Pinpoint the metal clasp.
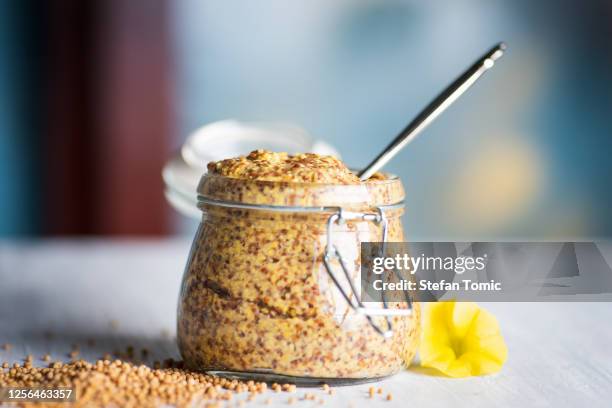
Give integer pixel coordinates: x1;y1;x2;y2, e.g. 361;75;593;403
322;207;412;338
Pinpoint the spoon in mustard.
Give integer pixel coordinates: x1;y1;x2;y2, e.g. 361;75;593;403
358;42;506;180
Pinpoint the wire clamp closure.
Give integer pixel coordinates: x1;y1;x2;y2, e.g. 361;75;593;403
322;207;412;339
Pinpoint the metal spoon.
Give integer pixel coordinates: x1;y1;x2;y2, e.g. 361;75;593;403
358;42;506;180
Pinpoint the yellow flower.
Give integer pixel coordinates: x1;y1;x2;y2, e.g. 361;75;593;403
419;301;507;377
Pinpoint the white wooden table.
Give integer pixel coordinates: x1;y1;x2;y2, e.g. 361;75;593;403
1;240;611;407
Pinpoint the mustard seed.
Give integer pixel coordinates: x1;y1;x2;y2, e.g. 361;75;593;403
304;392;315;400
0;356;268;408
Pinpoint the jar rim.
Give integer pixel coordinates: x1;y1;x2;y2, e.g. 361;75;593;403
197;172;405;209
197;195;405;213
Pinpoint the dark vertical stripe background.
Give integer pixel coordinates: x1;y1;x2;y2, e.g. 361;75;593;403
0;0;43;236
0;0;174;236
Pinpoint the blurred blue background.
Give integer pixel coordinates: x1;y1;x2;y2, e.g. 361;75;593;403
1;0;611;239
174;0;612;240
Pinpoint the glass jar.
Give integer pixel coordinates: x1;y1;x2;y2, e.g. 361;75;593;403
177;173;420;384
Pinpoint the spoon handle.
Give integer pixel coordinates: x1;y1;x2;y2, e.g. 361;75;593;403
358;42;506;180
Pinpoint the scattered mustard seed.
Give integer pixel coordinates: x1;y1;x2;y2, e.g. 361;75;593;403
302;393;310;400
0;357;271;408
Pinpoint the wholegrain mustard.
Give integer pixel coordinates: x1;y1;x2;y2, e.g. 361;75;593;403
178;150;420;381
